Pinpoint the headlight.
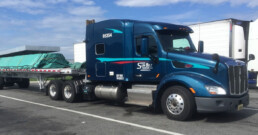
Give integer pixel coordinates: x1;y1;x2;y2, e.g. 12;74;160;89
205;85;226;95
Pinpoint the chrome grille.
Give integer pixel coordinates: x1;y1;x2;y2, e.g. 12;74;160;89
228;65;248;95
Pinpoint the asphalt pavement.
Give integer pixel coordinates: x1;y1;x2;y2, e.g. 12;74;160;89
0;82;258;135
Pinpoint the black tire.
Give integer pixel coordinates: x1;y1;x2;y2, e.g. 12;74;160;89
0;77;4;90
17;78;30;88
62;81;81;103
48;80;63;100
161;85;196;121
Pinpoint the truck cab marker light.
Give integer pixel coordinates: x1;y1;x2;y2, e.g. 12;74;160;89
189;88;196;94
156;73;160;78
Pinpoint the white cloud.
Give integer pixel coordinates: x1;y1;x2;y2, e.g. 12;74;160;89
68;6;105;16
149;10;201;25
0;0;106;59
0;0;45;8
160;11;199;21
0;0;46;14
115;0;178;7
45;0;68;4
71;0;95;5
115;0;258;8
0;15;105;58
246;0;258;8
224;11;258;20
0;0;97;15
60;46;74;59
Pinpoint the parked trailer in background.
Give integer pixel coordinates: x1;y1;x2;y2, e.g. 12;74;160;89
74;42;86;63
248;19;258;88
189;19;257;87
189;19;250;61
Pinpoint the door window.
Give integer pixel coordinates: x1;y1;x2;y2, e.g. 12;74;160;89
135;35;158;57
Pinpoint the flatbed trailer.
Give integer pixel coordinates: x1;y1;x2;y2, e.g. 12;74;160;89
0;45;86;90
0;68;86;90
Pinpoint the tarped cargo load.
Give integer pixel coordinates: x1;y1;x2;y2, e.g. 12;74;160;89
70;62;86;70
0;53;70;69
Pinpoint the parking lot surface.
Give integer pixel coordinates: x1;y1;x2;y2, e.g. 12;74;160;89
0;82;258;135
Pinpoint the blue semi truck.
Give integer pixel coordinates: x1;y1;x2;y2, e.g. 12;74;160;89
0;19;254;121
84;19;253;120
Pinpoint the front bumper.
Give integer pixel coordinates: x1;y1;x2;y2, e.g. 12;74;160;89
195;94;249;113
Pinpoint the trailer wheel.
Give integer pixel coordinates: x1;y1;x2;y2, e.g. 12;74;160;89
161;85;195;121
17;78;30;88
48;80;63;100
62;81;81;103
0;77;4;90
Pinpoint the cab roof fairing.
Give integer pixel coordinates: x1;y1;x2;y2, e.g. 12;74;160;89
92;19;194;33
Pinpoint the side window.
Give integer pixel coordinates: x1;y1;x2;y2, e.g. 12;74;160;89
136;37;141;54
148;36;158;56
95;43;105;55
135;35;158;56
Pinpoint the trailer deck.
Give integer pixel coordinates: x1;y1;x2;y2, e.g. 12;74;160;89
0;68;86;90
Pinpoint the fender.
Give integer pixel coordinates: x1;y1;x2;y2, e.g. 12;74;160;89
153;72;225;108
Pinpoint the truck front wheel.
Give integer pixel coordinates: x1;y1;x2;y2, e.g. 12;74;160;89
161;85;195;121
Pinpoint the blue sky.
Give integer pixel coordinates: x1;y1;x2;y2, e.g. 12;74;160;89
0;0;258;59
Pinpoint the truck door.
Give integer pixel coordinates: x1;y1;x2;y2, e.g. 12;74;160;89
133;34;162;82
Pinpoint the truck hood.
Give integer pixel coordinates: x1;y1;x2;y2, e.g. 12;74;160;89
166;52;236;68
187;52;234;63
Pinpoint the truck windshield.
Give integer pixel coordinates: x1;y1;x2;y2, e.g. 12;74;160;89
156;30;196;53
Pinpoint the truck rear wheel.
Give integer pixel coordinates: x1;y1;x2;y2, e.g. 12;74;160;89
161;85;195;121
48;80;63;100
17;78;30;88
0;77;4;90
62;81;81;103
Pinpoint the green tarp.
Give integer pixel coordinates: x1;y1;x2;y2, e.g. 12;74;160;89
70;62;86;70
0;53;71;69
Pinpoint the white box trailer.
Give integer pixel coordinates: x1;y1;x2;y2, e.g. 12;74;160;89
189;19;250;61
189;19;258;87
74;42;86;63
248;19;258;87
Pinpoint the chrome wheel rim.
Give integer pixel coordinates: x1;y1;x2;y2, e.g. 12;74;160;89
166;94;184;115
49;84;57;97
64;85;72;99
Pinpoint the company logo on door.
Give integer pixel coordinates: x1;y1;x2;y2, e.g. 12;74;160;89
137;62;153;71
103;33;112;38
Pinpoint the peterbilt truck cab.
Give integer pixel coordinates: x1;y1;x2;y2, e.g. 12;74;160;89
84;19;250;121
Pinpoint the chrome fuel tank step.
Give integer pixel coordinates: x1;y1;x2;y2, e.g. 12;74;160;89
125;84;157;106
